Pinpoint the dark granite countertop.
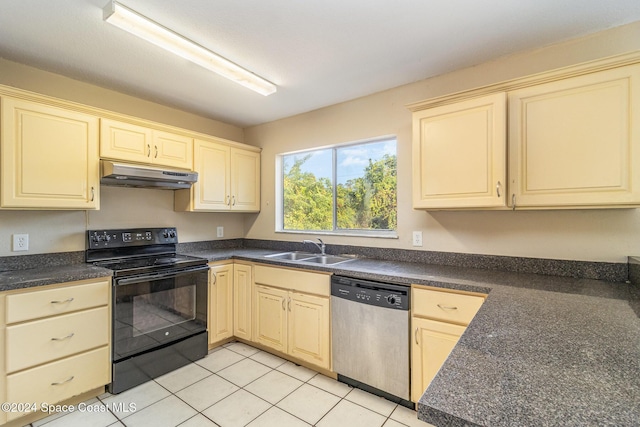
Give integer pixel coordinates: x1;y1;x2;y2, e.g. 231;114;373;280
189;248;639;427
0;247;637;426
0;263;112;292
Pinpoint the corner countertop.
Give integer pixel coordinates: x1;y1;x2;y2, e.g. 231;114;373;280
191;248;640;427
0;248;637;426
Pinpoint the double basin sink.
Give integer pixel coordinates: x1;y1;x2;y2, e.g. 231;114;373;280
265;251;354;265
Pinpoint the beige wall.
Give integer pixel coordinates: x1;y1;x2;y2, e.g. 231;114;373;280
244;21;640;263
0;59;248;256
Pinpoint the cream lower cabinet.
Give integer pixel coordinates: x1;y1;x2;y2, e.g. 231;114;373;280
253;265;331;370
233;263;253;341
1;97;100;209
0;277;111;424
209;263;234;346
175;138;260;212
410;286;486;402
209;262;254;346
100;118;193;169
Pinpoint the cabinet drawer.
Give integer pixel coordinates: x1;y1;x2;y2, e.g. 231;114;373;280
6;346;110;421
5;306;109;373
254;265;330;296
5;279;110;324
412;288;485;325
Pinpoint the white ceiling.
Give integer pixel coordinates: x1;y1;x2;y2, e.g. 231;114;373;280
1;1;639;128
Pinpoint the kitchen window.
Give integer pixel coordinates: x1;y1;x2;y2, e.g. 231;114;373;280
277;137;397;237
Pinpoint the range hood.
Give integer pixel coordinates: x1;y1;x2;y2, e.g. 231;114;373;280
101;161;198;190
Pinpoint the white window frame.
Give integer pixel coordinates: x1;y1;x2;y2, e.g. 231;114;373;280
275;136;398;239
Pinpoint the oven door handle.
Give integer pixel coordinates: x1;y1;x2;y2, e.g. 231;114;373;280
115;265;210;285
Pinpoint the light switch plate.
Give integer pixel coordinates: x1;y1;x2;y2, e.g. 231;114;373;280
12;234;29;251
216;226;224;238
412;231;423;247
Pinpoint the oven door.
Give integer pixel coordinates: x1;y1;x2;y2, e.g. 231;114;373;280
112;265;208;361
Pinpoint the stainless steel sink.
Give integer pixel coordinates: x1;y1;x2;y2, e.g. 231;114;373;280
264;251;316;261
300;255;354;265
264;251;354;265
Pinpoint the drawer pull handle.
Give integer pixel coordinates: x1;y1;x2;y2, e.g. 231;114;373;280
51;298;74;304
415;327;419;345
51;376;74;386
281;299;286;310
288;297;291;312
212;272;217;285
437;304;458;310
51;333;75;341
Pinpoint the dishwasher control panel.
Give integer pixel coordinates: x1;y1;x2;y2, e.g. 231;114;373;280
330;275;409;310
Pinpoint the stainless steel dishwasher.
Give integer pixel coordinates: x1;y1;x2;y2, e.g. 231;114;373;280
331;275;413;408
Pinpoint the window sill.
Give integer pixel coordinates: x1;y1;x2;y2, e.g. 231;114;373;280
275;229;398;239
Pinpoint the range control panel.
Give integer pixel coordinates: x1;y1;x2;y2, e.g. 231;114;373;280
87;227;178;249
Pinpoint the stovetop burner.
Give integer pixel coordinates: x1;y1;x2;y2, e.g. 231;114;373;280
86;227;208;277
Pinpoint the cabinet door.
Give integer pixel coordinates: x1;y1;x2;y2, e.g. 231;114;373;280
288;292;331;370
100;118;151;163
410;317;465;402
152;130;193;169
193;139;231;210
233;264;253;341
209;264;233;345
253;285;287;353
231;148;261;211
1;98;100;209
509;64;640;207
412;93;507;209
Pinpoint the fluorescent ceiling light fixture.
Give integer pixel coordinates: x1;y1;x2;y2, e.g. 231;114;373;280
103;1;276;96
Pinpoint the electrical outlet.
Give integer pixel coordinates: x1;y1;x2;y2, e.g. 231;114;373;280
12;234;29;251
216;226;224;238
412;231;423;247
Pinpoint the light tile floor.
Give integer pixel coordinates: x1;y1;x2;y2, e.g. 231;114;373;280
26;342;433;427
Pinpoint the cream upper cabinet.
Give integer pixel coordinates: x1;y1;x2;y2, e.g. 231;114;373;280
175;138;261;212
209;263;234;346
412;93;507;209
230;147;261;211
100;118;193;169
410;61;640;210
508;64;640;208
1;97;100;209
233;263;253;341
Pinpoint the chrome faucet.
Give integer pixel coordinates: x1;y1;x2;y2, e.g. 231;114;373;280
303;238;326;255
